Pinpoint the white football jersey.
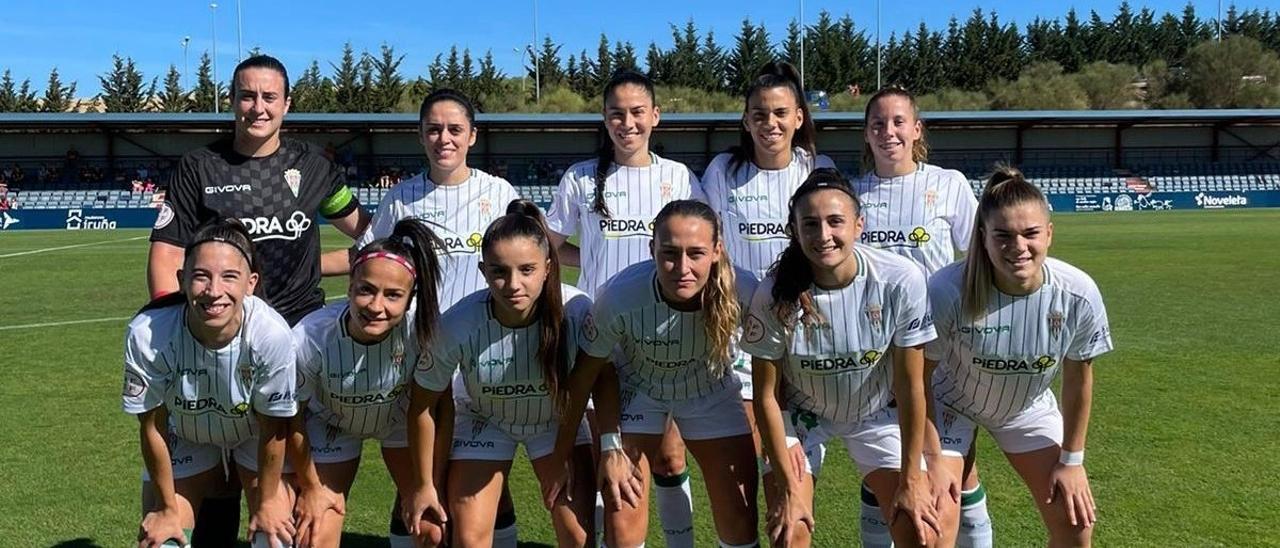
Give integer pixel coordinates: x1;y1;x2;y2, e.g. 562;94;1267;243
927;258;1113;425
579;261;757;402
415;285;592;436
545;155;705;298
703;148;836;280
293;301;417;439
357;169;522;309
122;296;298;446
741;247;936;424
853;163;978;276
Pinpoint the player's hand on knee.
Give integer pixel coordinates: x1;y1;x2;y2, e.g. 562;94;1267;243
541;453;574;510
926;456;961;510
137;507;186;548
249;492;297;548
293;483;344;548
598;448;642;510
1048;463;1096;528
401;484;448;537
891;469;942;546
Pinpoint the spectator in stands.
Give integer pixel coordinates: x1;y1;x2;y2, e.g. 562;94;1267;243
0;195;9;211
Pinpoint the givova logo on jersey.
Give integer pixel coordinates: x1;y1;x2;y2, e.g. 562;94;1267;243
599;217;656;239
861;226;932;248
973;355;1056;375
798;350;882;374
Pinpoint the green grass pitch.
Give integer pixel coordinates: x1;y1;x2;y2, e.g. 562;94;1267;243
1;209;1277;547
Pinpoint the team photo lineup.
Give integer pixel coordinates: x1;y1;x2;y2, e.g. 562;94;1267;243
114;47;1121;548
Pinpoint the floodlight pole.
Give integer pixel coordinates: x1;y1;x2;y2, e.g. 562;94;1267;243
182;36;191;90
236;0;243;60
210;2;219;113
799;0;805;91
1217;0;1223;41
875;0;882;90
533;0;541;104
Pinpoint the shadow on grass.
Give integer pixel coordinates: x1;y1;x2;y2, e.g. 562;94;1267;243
333;533;554;547
50;540;104;548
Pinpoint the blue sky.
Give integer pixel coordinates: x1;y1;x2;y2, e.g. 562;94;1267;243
0;1;1243;96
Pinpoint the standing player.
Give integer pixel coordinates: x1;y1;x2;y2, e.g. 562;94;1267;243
286;218;447;548
743;170;958;548
144;55;367;545
544;71;705;547
550;200;759;548
928;166;1111;546
703;60;836;453
353;88;523;546
125;219;300;548
852;86;989;548
404;200;596;546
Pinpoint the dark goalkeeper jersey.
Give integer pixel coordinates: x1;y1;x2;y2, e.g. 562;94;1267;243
151;138;359;325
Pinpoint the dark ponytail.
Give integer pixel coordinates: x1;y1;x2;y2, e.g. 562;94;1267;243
353;219;446;351
593;70;657;218
139;218;256;314
729;61;817;176
768;168;861;329
481;199;570;411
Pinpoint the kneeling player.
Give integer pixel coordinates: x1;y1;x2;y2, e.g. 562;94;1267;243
927;166;1112;546
404;201;596;546
125;219;302;548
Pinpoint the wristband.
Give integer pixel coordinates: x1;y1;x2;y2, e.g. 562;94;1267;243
600;432;623;453
1059;450;1084;466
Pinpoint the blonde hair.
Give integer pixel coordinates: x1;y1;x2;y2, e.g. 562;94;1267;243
861;86;929;174
653;200;740;374
962;164;1050;319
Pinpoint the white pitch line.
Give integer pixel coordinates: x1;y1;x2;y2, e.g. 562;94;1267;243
0;235;148;259
0;293;348;331
0;316;133;331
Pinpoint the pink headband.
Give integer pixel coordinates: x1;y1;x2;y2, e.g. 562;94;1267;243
353;251;416;276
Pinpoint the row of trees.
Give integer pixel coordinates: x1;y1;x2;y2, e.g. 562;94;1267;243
2;2;1278;113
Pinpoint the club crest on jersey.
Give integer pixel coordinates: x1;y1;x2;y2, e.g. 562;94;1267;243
865;303;883;330
238;363;253;388
1047;311;1064;339
660;181;673;200
325;423;341;445
924;189;938;209
470;417;487;438
941;409;957;432
478;197;491;216
744;315;766;344
284;168;302;197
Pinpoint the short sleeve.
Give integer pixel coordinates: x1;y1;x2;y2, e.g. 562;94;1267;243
738;278;788;361
924;276;958;362
1067;285;1113;362
249;315;299;418
948;174;979;252
891;267;937;348
122;319;167;415
579;290;624;359
545;169;582;237
814;154;838;170
315;154;359;219
701;159;727;214
563;291;594;371
292;324;320;404
149;156;200;247
414;328;461;392
355;188;402;249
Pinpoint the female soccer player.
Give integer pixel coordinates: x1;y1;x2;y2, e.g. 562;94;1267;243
703;60;836;453
853;86;989;547
545;71;704;546
550;200;759;548
124;218;300;548
355;88;524;545
282;218;446;548
743;170;958;548
927;166;1111;546
403;200;596;546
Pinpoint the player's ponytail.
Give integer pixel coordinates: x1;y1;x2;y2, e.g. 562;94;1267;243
768;168;861;329
730;61;817;176
653;200;739;374
355;219;446;351
962;165;1049;319
860;86;929;175
593;70;657;218
482;199;571;411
